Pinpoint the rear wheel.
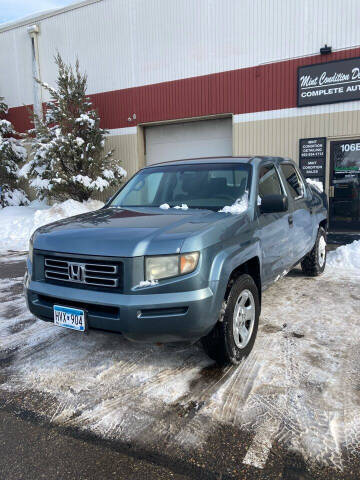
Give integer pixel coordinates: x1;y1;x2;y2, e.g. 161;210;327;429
201;274;260;366
301;226;327;276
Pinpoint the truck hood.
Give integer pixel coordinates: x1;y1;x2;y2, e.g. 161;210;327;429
34;206;240;257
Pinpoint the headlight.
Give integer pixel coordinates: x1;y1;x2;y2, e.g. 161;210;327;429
145;252;199;281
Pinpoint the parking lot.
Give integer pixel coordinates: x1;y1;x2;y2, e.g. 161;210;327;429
1;253;360;479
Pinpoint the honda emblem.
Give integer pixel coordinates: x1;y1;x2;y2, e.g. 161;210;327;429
68;262;86;283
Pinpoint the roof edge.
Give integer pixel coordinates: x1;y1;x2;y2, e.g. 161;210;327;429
0;0;102;33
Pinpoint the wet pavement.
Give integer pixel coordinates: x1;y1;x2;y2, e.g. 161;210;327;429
0;253;359;479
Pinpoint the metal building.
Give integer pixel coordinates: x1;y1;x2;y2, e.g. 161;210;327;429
1;0;360;234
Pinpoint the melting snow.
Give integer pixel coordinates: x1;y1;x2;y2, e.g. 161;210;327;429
0;241;360;473
219;193;248;214
159;204;188;210
134;280;159;288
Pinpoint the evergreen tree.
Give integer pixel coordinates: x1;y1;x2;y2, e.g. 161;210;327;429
0;98;29;208
21;54;126;202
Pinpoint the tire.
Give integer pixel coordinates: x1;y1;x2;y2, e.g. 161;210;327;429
201;274;260;366
301;226;327;277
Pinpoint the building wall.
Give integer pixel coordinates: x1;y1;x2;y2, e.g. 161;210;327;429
2;0;360;111
233;103;360;192
2;0;360;125
2;0;360;203
106;128;141;176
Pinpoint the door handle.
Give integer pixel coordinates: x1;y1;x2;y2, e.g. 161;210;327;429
288;215;293;226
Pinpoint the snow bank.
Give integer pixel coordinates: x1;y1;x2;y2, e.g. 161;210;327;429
0;199;103;253
327;239;360;271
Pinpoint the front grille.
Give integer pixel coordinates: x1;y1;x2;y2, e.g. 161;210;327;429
44;257;120;288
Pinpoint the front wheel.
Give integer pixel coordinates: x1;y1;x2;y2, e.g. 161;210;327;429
301;226;327;276
201;274;260;366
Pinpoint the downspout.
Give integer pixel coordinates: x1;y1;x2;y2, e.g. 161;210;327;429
27;24;42;121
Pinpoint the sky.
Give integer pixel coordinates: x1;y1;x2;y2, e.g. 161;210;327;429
0;0;77;24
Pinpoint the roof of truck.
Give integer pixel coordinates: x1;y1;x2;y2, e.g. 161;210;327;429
145;156;290;168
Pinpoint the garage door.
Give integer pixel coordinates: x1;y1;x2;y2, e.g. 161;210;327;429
145;118;232;165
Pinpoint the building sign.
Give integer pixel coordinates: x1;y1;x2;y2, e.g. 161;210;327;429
297;57;360;107
332;139;360;173
299;137;326;178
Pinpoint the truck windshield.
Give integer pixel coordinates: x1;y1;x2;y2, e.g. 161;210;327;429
110;163;252;211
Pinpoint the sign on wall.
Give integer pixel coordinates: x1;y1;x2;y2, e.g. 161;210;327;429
299;137;326;178
297;57;360;107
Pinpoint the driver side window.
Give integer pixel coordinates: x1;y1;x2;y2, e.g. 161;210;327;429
258;164;283;199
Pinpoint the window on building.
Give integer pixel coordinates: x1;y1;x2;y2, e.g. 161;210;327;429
280;164;304;200
258;164;283;198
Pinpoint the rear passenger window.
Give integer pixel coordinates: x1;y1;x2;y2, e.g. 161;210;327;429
280;164;304;200
258;164;283;199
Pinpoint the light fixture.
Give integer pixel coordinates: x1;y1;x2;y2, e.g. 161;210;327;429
320;44;332;55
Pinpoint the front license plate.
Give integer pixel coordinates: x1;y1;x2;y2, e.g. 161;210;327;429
53;305;86;332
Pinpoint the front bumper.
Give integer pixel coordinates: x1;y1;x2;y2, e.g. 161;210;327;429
25;278;219;343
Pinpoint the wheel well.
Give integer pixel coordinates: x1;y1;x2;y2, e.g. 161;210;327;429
225;257;261;305
319;219;327;231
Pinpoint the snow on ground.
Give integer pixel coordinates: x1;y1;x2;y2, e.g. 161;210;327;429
0;199;103;254
0;242;359;474
327;240;360;271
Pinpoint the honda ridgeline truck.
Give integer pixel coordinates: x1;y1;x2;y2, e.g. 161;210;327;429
24;157;327;365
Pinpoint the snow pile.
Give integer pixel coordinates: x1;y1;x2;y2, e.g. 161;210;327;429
159;204;189;210
306;178;324;193
0;199;103;253
219;193;248;214
327;240;360;271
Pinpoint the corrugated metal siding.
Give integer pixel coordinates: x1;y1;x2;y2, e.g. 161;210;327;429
90;47;360;130
234;108;360;196
105;132;140;178
2;0;360;110
8;46;360;132
234;109;360;161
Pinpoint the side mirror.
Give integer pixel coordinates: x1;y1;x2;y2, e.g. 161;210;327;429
260;194;288;213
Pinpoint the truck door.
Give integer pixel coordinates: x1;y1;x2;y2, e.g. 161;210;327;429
279;163;314;264
257;163;292;286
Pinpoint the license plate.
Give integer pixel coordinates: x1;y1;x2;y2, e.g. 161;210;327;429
53;305;86;332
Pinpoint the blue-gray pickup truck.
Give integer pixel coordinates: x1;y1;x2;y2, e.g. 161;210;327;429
24;157;327;365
